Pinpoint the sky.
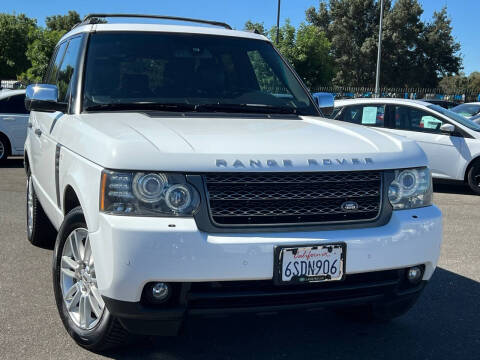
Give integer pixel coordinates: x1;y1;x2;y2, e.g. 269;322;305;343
1;0;478;75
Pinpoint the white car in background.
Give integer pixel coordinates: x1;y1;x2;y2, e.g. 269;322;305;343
450;102;480;119
333;98;480;194
0;89;29;162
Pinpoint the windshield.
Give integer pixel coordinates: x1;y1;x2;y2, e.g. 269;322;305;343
428;104;480;132
450;103;480;117
82;32;318;116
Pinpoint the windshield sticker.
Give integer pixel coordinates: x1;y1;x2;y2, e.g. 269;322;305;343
421;116;442;129
362;107;378;124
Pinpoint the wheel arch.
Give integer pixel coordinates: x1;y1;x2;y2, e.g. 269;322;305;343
24;150;30;174
63;185;82;215
464;156;480;183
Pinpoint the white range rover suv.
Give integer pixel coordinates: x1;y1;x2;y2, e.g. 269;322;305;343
24;14;442;351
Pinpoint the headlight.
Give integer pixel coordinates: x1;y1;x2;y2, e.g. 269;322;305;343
100;170;200;216
388;167;432;209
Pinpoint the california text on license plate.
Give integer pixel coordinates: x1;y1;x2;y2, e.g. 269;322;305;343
275;244;345;284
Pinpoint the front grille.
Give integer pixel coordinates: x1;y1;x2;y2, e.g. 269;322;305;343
204;171;382;226
188;269;401;309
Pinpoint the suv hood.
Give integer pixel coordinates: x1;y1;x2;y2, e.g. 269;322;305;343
67;113;427;171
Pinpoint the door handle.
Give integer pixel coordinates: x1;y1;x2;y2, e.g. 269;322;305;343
3;117;15;121
34;129;42;136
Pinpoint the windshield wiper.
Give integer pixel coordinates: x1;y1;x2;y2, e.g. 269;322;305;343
85;102;196;112
193;103;298;115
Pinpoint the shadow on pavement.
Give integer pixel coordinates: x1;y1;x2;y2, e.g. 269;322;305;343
0;157;23;169
103;267;479;360
433;181;474;195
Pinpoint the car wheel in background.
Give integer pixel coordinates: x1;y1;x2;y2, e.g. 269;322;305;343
52;206;130;351
0;134;10;163
26;172;57;248
467;161;480;195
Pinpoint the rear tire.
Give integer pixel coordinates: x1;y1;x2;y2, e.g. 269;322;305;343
335;295;420;323
467;161;480;195
0;134;10;163
26;172;57;249
52;206;131;351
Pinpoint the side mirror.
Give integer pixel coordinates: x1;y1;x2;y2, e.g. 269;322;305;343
440;123;455;134
312;92;334;117
25;84;67;113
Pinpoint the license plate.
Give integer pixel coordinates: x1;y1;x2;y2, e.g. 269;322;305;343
274;244;345;284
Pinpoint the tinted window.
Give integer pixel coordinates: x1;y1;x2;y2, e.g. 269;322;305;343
336;104;385;127
82;32;317;115
428;104;480;132
451;103;480;117
57;37;82;102
393;106;444;133
0;94;28;114
46;41;68;85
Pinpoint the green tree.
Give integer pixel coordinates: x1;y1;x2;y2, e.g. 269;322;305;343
244;20;266;35
0;13;37;79
288;24;334;88
417;7;462;86
20;11;82;82
45;10;80;32
306;0;462;88
21;28;64;82
306;0;383;86
439;72;480;93
244;19;334;88
468;72;480;91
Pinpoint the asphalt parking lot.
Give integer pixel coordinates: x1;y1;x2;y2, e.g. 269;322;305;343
1;157;479;360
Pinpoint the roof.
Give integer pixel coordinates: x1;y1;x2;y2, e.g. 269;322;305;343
0;89;25;100
60;22;269;44
454;102;480;106
334;98;432;108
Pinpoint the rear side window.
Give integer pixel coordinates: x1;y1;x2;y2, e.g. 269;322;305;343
57;36;82;102
0;94;28;114
336;105;385;127
393;106;444;133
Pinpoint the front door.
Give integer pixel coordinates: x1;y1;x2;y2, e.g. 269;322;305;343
383;105;465;180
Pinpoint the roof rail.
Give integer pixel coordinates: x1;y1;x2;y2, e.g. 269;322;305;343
78;14;232;30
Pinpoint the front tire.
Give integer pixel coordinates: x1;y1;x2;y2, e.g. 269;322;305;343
52;206;130;351
26;172;57;248
467;161;480;195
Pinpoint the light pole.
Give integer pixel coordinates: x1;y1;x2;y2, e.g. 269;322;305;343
276;0;281;45
375;0;384;98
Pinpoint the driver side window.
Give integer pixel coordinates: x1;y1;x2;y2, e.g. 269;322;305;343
45;42;68;85
393;106;445;133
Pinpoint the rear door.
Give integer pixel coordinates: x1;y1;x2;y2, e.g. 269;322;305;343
382;105;465;180
334;103;386;128
0;93;29;153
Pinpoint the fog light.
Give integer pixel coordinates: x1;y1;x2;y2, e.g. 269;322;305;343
406;266;423;284
152;282;170;301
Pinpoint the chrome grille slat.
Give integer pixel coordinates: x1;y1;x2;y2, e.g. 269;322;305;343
204;171;383;226
207;183;380;201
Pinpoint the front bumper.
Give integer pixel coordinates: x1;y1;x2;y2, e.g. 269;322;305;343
90;205;442;303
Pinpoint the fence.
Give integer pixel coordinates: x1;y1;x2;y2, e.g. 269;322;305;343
0;80;28;90
312;86;480;103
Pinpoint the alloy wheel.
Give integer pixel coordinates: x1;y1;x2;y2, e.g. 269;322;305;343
0;140;4;159
60;228;104;330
